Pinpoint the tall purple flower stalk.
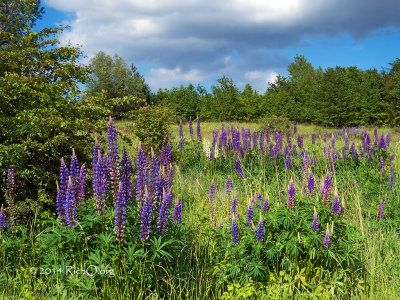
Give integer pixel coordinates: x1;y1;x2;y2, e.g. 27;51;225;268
322;173;331;205
389;166;394;190
311;207;319;231
380;157;385;175
64;177;78;227
136;143;147;212
189;117;194;139
0;205;6;232
93;151;107;216
235;157;245;179
58;158;69;222
389;153;395;163
172;196;182;223
256;217;264;242
197;117;202;141
114;183;127;243
148;150;160;203
332;194;341;216
209;180;216;228
259;131;264;151
262;194;269;211
231;218;239;244
179;120;184;140
252;130;258;150
226;175;233;195
6;166;15;229
231;195;238;217
307;171;315;196
377;200;384;220
121;147;133;203
107;116;120;198
157;190;173;234
293;121;297;134
297;134;303;149
287;181;295;209
266;125;270;144
378;133;386;150
247;202;254;228
139;190;153;241
77;164;86;202
323;224;330;247
312;133;316;144
284;156;291;170
69;149;80;199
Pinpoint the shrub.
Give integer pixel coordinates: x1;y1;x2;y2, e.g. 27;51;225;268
259;115;291;132
131;106;174;153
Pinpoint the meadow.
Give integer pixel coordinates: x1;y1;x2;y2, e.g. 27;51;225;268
0;119;399;299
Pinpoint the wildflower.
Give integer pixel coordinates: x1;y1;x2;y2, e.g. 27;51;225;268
311;207;319;231
266;125;270;144
197;117;202;141
114;183;127;243
312;133;316;144
293;121;297;134
307;170;315;196
287;181;295;209
297;134;303;149
77;164;86;202
322;173;331;205
107;116;120;198
231;195;239;217
253;130;258;150
389;153;395;163
209;180;216;228
172;196;182;223
0;205;6;232
386;133;390;148
259;131;264;151
157;190;173;234
121;147;133;203
189;117;193;139
235;157;245;179
64;177;78;227
378;133;386;150
247;202;254;228
148;150;159;202
284;156;291;170
380;157;385;175
377;200;384;220
332;194;341;215
93;151;107;216
256;216;264;242
231;217;239;244
261;194;269;211
69;149;80;198
139;189;153;241
136;143;147;211
323;224;330;247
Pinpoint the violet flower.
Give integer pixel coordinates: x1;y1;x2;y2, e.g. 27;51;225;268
189;117;194;139
287;181;295;209
256;217;264;242
231;218;239;244
226;175;233;195
322;172;331;205
0;205;7;232
107;116;120;198
139;190;153;241
172;196;182;223
311;207;319;231
307;171;315;196
332;194;341;216
247;202;254;228
121;147;133;203
323;224;330;247
377;200;384;220
114;182;127;243
261;194;269;211
136;143;147;211
235;157;245;179
197;117;202;141
77;164;86;202
209;180;216;228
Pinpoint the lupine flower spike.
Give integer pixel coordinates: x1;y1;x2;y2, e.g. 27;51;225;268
287;180;295;209
209;180;216;228
247;202;254;228
256;214;264;242
323;224;330;247
377;200;384;220
231;217;239;244
0;205;6;233
114;182;127;243
332;193;341;216
311;207;319;231
226;175;233;195
307;170;315;196
173;196;182;223
262;193;269;211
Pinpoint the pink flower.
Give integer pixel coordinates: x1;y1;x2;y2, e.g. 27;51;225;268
132;122;135;126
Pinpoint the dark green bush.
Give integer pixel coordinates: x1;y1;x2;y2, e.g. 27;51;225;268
259;115;292;132
131;106;174;153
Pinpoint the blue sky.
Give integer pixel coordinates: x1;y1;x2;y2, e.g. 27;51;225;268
39;0;400;92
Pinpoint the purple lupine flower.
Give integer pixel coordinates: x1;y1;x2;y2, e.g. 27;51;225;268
226;175;233;195
373;127;378;147
378;133;386;150
209;180;216;228
344;135;349;149
178;137;184;150
93;137;101;167
0;205;7;232
172;196;182;223
350;142;358;160
386;133;390;148
259;131;264;151
6;166;15;229
64;177;78;227
284;156;291;170
322;173;331;205
69;149;80;199
167;164;174;189
311;207;319;231
157;190;174;234
55;181;63;221
297;134;303;149
197;117;202;141
389;166;394;190
231;218;239;244
307;171;315;196
121;147;133;203
312;133;316;144
189;117;194;139
389;153;395;163
93;151;107;216
256;217;264;242
160;143;172;167
261;194;269;211
231;195;239;217
287;181;295;209
253;130;258;151
247;202;254;228
148;150;160;203
332;194;341;216
293;121;297;134
377;200;384;220
292;144;297;156
342;147;347;161
59;158;69;222
107;116;120;198
323;132;327;143
380;157;385;175
219;124;227;149
77;164;86;202
235;157;245;179
114;182;127;243
266;125;270;144
218;220;224;229
302;151;309;173
136;143;147;211
139;189;153;240
323;224;330;247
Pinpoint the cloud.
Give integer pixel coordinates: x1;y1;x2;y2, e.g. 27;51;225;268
45;0;400;91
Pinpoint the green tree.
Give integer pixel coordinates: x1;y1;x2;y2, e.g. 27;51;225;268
87;51;150;103
211;76;240;120
0;0;92;216
238;83;260;121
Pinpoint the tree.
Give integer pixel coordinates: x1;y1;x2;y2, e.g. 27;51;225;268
211;76;240;120
0;0;92;216
87;51;150;103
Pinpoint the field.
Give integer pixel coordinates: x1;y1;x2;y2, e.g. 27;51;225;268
0;120;399;299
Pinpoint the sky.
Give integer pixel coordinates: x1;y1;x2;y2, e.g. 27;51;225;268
39;0;400;93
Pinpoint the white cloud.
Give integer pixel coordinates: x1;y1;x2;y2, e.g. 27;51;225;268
45;0;400;91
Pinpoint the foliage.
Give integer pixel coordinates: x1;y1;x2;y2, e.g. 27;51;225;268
0;1;92;215
259;115;291;132
131;106;174;153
